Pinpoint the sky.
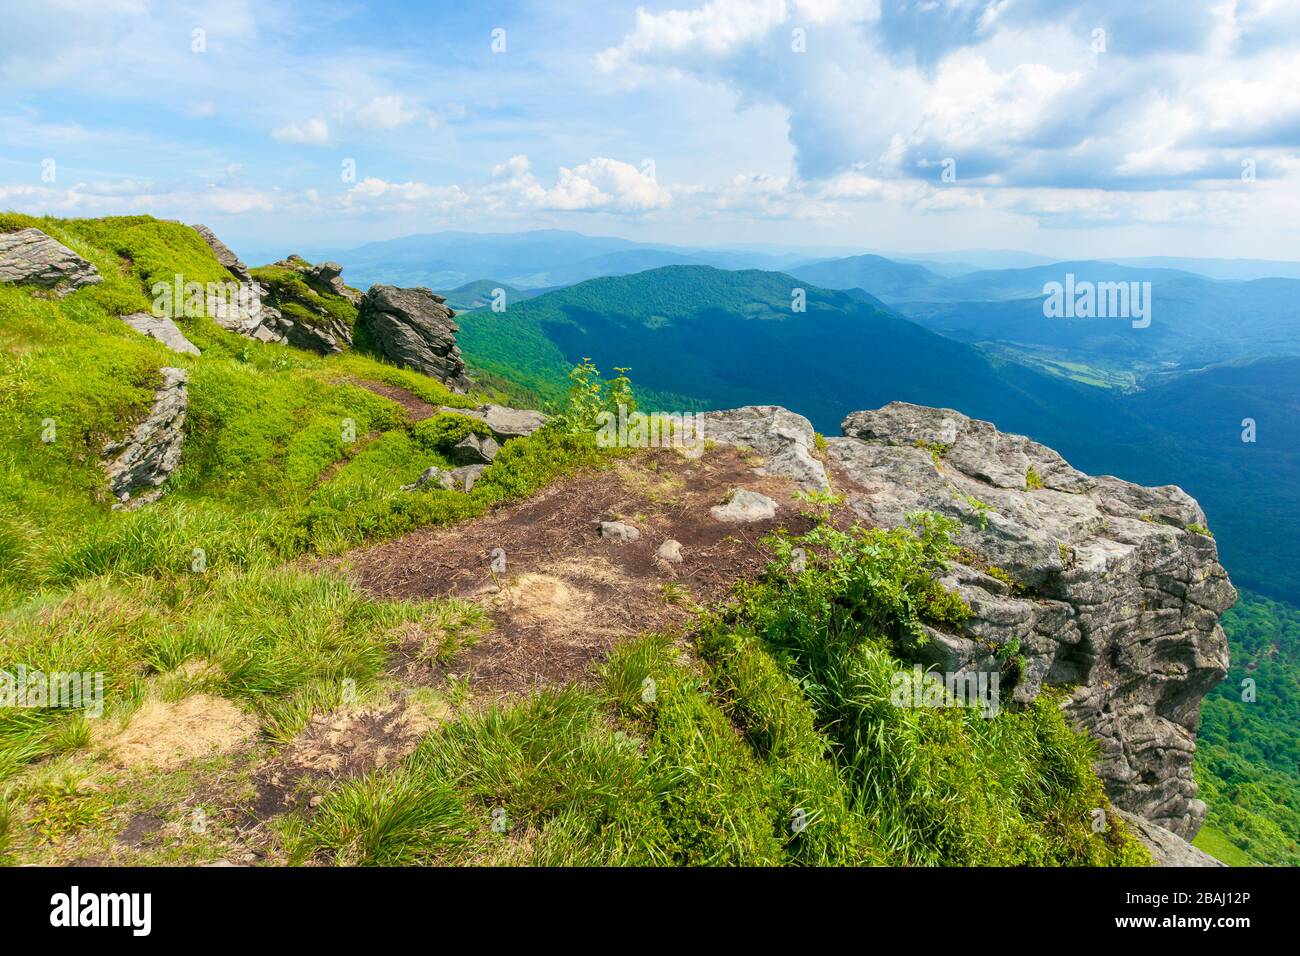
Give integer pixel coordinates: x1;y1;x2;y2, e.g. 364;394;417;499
1;0;1299;261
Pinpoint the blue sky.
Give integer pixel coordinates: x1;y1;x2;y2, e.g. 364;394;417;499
2;0;1299;260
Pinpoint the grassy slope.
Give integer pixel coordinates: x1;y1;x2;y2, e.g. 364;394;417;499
2;216;1148;866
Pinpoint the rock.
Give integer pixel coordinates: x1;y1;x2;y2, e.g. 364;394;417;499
0;228;103;295
1114;810;1225;867
701;405;829;491
827;401;1235;839
656;539;684;563
450;432;499;465
600;521;641;542
449;464;487;492
307;260;362;305
457;404;549;442
710;489;778;523
119;312;201;356
102;367;188;507
357;286;471;391
205;284;294;345
402;465;455;492
192;224;253;284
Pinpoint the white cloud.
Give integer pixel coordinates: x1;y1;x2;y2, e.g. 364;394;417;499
354;95;420;130
272;117;331;146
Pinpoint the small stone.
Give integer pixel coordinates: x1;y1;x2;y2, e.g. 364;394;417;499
600;520;641;542
309;795;323;808
402;465;455;492
449;463;488;491
710;489;778;523
656;539;683;563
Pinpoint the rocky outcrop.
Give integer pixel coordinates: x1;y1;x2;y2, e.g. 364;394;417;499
456;404;548;442
701;405;829;491
120;312;201;356
0;228;102;295
102;367;189;507
306;260;362;305
1114;810;1225;867
823;401;1234;840
192;224;253;284
357;286;471;392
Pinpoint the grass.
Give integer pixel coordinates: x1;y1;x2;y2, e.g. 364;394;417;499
1192;824;1254;867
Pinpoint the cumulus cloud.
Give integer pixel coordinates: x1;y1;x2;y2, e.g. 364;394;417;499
353;95;420;130
598;0;1300;203
272;117;331;146
485;154;673;213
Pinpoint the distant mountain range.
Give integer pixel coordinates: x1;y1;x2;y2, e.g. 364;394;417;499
330;229;809;290
456;264;1300;604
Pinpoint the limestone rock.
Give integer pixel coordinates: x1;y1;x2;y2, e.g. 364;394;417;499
710;489;778;523
0;228;102;295
102;367;188;507
357;286;471;391
701;405;829;491
119;312;201;356
450;432;499;465
1114;810;1225;867
656;539;684;563
600;521;640;542
827;401;1236;839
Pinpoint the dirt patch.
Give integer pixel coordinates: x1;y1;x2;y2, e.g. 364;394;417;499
97;694;258;770
251;701;446;819
348;378;441;421
337;445;845;698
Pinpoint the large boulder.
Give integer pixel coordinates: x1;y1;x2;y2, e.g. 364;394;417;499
827;402;1235;840
0;228;102;295
357;286;471;392
700;405;829;491
120;312;201;356
102;367;189;507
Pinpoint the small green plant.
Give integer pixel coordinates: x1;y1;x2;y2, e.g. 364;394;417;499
560;359;638;433
1025;466;1044;490
813;432;829;456
1187;523;1214;538
914;439;950;469
793;488;844;524
986;565;1024;594
955;492;993;531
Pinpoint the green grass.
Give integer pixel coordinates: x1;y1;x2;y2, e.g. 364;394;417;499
1192;824;1254;867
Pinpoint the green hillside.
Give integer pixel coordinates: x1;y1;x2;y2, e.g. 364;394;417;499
0;215;1155;867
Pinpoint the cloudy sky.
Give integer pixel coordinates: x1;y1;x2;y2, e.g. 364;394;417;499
2;0;1298;259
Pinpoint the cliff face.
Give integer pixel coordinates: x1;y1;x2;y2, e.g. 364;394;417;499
823;402;1235;839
